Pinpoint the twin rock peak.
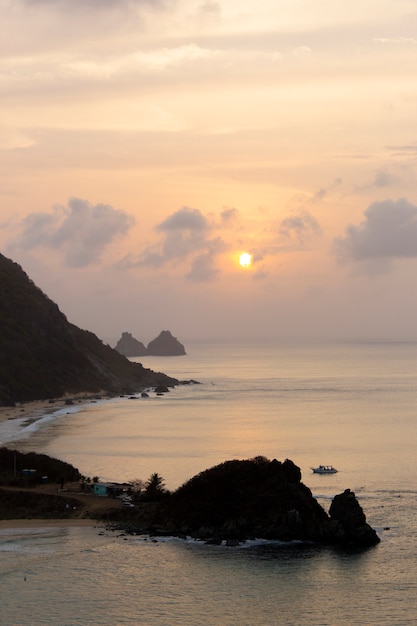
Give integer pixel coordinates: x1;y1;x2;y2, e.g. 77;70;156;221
115;330;186;357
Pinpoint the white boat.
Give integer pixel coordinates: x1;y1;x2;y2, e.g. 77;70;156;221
311;465;338;474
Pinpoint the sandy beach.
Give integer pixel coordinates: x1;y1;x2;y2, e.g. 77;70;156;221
0;518;101;530
0;393;109;428
0;399;61;426
0;395;128;526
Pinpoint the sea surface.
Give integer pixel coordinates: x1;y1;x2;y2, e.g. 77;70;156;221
1;339;417;625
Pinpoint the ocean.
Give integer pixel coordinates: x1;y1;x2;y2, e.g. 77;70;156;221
1;339;417;625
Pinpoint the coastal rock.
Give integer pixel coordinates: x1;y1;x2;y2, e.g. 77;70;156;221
146;330;186;356
329;488;380;547
114;330;187;357
167;457;330;542
114;457;379;548
154;385;169;394
115;332;147;357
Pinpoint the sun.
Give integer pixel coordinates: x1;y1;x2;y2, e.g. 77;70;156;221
239;252;252;268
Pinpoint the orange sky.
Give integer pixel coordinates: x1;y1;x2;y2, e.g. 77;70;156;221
1;0;417;342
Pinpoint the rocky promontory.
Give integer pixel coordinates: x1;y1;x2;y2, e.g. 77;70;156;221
0;253;178;405
105;456;380;548
0;450;380;549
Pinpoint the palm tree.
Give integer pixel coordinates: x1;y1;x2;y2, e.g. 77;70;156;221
144;472;167;500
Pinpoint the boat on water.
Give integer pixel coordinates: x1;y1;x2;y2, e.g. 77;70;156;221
311;465;338;474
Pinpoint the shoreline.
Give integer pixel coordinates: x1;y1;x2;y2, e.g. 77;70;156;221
0;518;102;530
0;393;108;425
0;393;115;445
0;400;58;425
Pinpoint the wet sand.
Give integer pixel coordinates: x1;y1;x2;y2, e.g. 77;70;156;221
0;399;57;425
0;393;108;428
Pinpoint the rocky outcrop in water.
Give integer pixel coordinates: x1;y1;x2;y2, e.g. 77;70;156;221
146;330;186;356
115;330;186;357
115;332;147;357
329;488;380;547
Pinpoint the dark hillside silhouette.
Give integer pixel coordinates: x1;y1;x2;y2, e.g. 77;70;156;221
0;253;177;405
0;447;81;484
103;456;379;547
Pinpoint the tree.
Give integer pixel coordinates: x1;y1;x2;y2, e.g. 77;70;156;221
128;478;144;502
144;472;167;500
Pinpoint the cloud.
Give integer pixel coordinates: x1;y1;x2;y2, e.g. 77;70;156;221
292;46;312;56
309;179;342;203
372;169;397;188
122;206;227;280
253;268;269;280
156;206;209;232
185;235;227;281
11;197;134;267
3;0;172;62
386;144;417;158
198;1;221;22
20;0;167;10
355;169;399;193
220;207;238;224
59;45;284;83
333;198;417;268
279;210;322;243
186;251;219;282
374;37;417;45
287;179;342;213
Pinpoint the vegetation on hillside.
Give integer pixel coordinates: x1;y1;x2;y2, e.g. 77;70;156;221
166;456;328;541
0;447;81;484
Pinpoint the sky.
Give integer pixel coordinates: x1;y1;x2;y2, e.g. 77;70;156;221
1;0;417;343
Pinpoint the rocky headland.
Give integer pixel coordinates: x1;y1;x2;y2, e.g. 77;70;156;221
0;450;380;549
0;253;178;406
103;456;380;548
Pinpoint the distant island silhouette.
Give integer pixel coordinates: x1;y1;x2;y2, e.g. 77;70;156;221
115;330;186;357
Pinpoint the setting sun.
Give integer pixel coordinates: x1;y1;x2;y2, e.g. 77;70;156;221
239;252;252;268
